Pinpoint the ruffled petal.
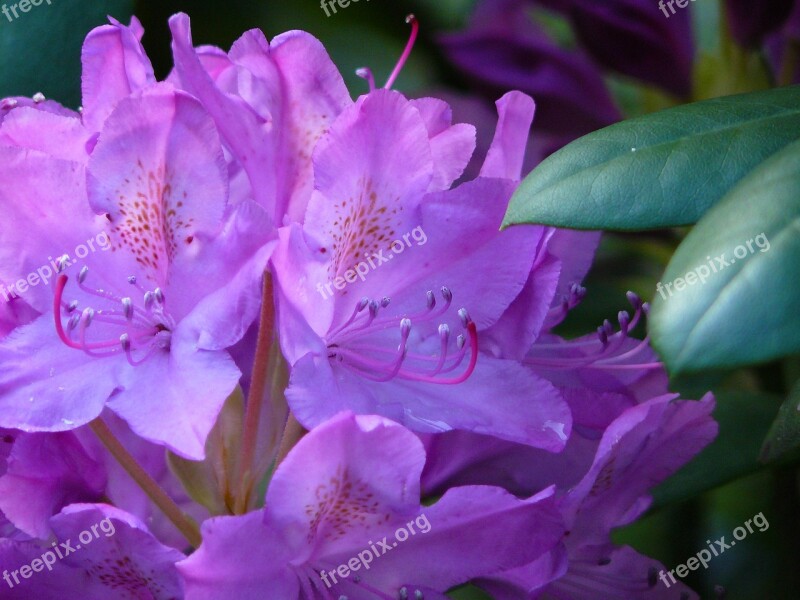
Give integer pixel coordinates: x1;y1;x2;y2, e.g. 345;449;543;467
81;16;156;132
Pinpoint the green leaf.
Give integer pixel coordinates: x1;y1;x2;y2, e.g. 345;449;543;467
650;139;800;373
0;0;134;107
761;380;800;462
653;391;783;507
502;85;800;231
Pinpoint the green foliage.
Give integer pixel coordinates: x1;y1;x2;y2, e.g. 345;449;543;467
0;0;134;106
503;86;800;231
761;380;800;462
650;139;800;373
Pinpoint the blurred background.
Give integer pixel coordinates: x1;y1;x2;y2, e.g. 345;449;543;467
2;0;798;597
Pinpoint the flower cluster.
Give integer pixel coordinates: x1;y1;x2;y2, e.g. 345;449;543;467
0;13;716;599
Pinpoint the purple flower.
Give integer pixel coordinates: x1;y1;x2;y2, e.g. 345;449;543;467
178;412;565;598
0;27;272;458
726;0;797;47
766;2;800;83
441;0;695;152
0;432;106;539
169;13;353;226
0;12;724;600
270;89;572;450
0;504;184;599
440;0;620;145
563;0;694;97
0;412;210;550
477;393;716;598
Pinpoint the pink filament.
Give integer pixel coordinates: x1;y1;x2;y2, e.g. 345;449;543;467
384;14;419;90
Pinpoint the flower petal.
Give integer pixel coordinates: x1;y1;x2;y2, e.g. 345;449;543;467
81;17;156;132
87;85;228;291
0;315;118;432
107;332;241;460
287;351;572;450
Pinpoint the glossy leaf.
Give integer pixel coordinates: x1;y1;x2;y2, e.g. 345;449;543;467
650;138;800;373
503;86;800;230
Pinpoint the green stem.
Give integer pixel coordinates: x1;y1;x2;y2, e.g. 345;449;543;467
234;272;275;514
89;418;202;548
275;413;306;467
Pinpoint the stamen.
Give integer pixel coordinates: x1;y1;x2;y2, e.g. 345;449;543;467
327;289;478;384
355;67;376;92
526;291;662;372
55;255;70;274
328;297;371;340
122;297;134;321
426;290;435;310
429;324;450;375
384;14;419;90
52;273;171;366
618;311;630;334
81;307;95;327
545;283;586;324
597;326;609;347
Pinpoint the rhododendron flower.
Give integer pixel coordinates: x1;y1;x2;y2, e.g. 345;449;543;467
169;13;353;226
0;68;272;458
178;412;566;598
0;504;184;599
271;89;572;450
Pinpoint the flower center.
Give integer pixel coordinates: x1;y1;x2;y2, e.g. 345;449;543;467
326;287;478;384
526;292;662;372
53;262;174;367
